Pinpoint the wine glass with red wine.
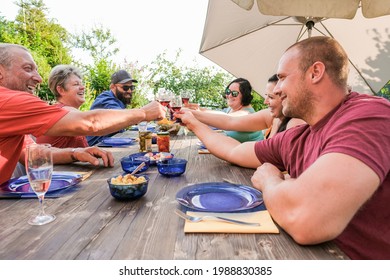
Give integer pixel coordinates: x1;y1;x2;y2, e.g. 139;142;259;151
181;91;191;106
170;95;183;123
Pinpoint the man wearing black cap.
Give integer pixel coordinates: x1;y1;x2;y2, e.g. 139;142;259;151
87;70;138;146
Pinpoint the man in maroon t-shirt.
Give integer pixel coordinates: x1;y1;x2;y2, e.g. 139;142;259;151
177;37;389;259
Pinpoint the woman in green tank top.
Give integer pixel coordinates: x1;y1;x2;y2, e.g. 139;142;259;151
222;78;264;143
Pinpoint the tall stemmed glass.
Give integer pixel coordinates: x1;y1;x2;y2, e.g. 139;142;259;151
25;143;56;225
181;90;194;106
170;95;183;124
158;89;173;120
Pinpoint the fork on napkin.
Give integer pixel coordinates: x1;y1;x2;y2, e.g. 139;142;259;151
182;210;279;233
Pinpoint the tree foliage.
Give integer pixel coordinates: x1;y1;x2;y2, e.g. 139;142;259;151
145;50;266;111
377;80;390;100
71;25;119;100
72;25;119;61
2;0;266;112
146;50;234;109
1;0;72;101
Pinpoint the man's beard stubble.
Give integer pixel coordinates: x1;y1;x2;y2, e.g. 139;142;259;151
116;90;132;106
282;85;314;121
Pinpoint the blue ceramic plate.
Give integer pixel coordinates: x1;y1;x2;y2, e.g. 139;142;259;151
176;182;263;212
100;138;135;146
0;172;82;195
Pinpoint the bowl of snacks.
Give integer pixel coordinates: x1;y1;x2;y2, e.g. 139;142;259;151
107;174;149;200
157;158;187;177
157;118;181;135
120;155;150;173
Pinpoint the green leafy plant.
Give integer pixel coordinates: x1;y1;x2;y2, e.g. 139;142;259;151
377;80;390;100
2;1;267;113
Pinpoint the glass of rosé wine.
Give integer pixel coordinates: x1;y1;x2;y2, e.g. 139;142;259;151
25;143;56;225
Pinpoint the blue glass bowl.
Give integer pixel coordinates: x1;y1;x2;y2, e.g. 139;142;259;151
157;158;187;177
130;152;174;166
120;155;150;173
107;174;149;200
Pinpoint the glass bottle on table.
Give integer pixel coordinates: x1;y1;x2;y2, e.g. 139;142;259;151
138;121;152;152
157;131;170;152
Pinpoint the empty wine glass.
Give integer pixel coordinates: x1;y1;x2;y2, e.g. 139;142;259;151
25;143;56;225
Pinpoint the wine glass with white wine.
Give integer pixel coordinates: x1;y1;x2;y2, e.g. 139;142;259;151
25;143;56;225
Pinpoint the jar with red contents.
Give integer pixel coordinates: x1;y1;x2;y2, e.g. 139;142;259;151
157;131;170;152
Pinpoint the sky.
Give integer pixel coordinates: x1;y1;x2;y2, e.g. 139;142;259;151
1;0;218;68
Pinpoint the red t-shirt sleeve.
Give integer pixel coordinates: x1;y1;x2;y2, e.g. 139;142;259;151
318;96;390;182
0;89;69;138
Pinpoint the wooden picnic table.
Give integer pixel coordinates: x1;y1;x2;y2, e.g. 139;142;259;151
0;131;349;260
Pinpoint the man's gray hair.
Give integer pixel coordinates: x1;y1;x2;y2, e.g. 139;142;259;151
0;43;29;68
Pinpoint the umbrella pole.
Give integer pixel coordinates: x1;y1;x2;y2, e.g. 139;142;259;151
347;58;376;94
306;20;314;37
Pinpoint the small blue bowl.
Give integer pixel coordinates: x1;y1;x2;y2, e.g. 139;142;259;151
157;158;187;177
130;152;174;166
120;155;150;173
107;174;149;200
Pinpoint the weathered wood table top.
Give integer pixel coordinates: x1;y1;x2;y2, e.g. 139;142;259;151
0;132;348;260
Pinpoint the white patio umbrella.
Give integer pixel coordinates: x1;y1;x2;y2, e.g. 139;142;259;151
232;0;390;19
200;0;390;95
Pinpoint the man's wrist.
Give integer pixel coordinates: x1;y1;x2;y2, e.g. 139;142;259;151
138;109;147;121
70;148;79;162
